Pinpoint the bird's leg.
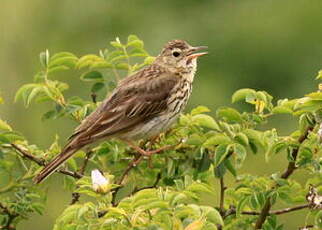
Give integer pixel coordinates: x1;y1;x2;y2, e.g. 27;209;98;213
148;134;162;148
123;140;174;156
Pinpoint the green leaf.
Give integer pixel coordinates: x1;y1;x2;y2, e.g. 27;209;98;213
26;86;43;106
232;88;256;103
315;210;322;228
272;106;293;114
76;55;110;69
129;48;147;57
14;83;39;104
110;39;123;49
127;40;144;49
191;106;210;115
186;134;204;146
0;119;12;131
296;146;313;167
50;52;77;60
42;110;57;121
243;129;264;153
192;114;220;130
224;159;237;177
184;219;204;230
216;107;242;123
233;143;247;168
201;206;223;225
48;56;77;69
198;151;212;172
214;162;226;178
127;34;140;43
236;196;249;217
214;144;231;167
203;134;231;147
316;70;322;79
2;131;24;142
306;92;322;100
80;71;104;82
265;141;288;162
91;82;105;93
0;134;10;144
47;66;70;75
234;133;249;146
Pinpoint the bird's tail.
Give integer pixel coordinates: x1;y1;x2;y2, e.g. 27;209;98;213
34;146;77;184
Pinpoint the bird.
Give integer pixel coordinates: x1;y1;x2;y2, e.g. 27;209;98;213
34;40;207;184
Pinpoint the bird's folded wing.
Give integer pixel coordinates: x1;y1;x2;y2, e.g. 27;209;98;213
66;69;180;147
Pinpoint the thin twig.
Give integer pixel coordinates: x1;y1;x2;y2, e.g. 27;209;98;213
254;126;313;229
10;143;82;180
91;93;97;103
79;150;93;175
219;177;226;216
11;143;45;165
224;203;310;218
299;225;314;230
111;155;143;206
281;127;313;179
70;150;93;205
272;204;310;215
110;140;181;207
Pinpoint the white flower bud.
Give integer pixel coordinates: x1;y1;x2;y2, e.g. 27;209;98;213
91;169;109;193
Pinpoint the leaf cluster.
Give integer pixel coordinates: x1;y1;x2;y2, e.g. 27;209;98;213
1;35;322;229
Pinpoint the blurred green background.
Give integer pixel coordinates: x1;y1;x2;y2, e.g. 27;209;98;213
1;0;322;229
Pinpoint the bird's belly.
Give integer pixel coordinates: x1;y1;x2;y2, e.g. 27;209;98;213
120;83;192;141
121;113;179;140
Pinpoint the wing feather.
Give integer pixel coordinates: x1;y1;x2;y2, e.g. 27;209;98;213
67;67;179;148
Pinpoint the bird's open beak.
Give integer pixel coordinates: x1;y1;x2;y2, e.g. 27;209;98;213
187;46;208;60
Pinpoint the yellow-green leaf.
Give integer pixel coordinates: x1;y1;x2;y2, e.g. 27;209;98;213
191;106;210;115
232;88;256;103
216;107;242;123
0;119;12;131
184;219;204;230
192;114;220;130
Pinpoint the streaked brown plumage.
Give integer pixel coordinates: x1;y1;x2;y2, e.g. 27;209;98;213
34;40;207;184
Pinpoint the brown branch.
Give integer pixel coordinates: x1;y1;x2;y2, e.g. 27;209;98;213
91;93;97;103
299;225;314;230
254;198;272;229
0;202;19;230
110;141;180;207
219;177;226;216
79;150;93;175
10;143;82;180
254;126;313;229
111;155;143;206
224;203;310;218
281;127;313;179
11;143;45;165
272;203;310;215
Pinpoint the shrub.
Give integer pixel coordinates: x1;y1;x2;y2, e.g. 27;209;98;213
1;35;322;230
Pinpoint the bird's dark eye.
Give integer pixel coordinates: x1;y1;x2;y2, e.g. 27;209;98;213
172;51;181;57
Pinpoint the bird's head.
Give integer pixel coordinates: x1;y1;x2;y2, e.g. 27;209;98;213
155;40;207;73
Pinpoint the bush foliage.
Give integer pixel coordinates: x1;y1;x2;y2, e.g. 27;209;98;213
1;35;322;230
